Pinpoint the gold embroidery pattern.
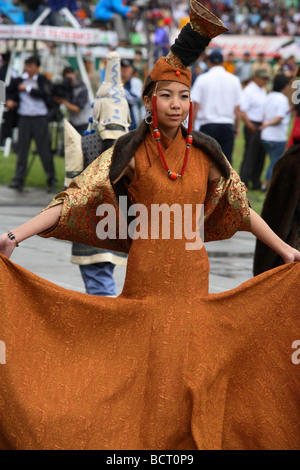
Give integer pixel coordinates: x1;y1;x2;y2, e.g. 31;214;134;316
204;167;251;242
165;52;188;70
40;148;131;254
41;147;251;249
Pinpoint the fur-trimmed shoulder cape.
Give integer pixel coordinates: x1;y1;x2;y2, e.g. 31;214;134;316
40;123;251;253
109;121;230;183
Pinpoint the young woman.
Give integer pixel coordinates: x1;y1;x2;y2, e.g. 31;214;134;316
0;1;300;451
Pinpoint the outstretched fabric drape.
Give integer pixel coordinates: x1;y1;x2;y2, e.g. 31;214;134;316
0;129;300;450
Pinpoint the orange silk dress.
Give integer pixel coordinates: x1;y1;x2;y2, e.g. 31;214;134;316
0;129;300;450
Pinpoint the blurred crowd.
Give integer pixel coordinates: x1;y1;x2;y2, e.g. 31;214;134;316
193;49;299;88
1;1;300;60
1;43;299;192
190;47;299;194
0;46;147;191
203;0;300;36
0;0;300;195
0;1;92;26
0;1;299;37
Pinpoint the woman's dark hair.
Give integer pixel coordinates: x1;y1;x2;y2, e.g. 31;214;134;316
273;74;290;92
142;75;155;98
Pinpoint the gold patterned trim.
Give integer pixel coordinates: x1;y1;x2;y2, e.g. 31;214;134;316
165;51;188;70
204;166;251;242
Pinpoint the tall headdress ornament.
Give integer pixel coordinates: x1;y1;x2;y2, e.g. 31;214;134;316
149;1;228;88
148;1;228;180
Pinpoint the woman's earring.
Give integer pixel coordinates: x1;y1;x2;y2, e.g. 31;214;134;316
182;116;188;128
145;108;153;125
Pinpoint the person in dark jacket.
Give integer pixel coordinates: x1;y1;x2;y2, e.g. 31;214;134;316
253;130;300;275
6;55;56;191
0;52;18;147
53;66;91;137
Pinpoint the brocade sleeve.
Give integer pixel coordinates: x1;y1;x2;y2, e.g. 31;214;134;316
39;148;131;255
204;166;251;242
39;148;250;249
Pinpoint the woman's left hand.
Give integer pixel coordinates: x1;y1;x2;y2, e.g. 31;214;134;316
0;233;16;259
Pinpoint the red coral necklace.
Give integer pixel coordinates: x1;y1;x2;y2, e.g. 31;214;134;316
152;93;193;180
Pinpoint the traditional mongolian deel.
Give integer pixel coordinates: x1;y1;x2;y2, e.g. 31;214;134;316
0;126;300;449
0;0;300;451
254;142;300;275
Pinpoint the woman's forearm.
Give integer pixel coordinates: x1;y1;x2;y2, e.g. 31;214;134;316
0;204;63;258
13;204;63;243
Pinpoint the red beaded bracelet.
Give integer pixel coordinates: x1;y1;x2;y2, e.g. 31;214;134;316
7;231;20;247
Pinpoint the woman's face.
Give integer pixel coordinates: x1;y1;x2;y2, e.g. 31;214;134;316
145;81;190;138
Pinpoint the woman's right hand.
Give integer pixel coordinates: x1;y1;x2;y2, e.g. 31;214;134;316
0;233;16;259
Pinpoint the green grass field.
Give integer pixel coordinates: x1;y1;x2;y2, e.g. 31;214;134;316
0;151;66;189
0;129;268;214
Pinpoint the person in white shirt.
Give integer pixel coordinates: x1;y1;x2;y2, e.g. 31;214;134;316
235;51;252;87
192;50;242;163
239;68;269;189
260;73;291;190
121;59;143;131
